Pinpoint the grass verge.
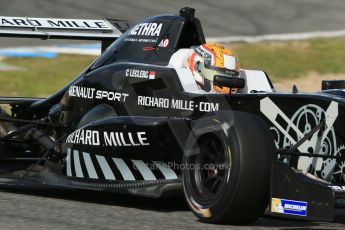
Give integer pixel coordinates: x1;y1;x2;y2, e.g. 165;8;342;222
0;38;345;97
0;55;95;97
233;38;345;82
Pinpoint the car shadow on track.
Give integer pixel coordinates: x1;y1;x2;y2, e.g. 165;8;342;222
0;186;188;212
0;186;344;228
254;215;345;228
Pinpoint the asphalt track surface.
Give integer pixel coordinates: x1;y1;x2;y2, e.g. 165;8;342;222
1;0;345;46
0;187;344;230
0;1;345;229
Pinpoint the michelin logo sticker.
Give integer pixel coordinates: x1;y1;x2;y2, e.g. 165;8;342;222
271;198;307;217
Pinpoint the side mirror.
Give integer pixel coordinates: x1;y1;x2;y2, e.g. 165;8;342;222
322;80;345;90
213;75;245;89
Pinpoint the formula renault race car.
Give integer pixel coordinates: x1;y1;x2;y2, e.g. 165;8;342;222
0;7;344;224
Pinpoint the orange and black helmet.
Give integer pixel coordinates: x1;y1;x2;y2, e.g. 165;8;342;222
186;43;240;93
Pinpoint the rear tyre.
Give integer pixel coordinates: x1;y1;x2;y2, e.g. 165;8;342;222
182;111;275;224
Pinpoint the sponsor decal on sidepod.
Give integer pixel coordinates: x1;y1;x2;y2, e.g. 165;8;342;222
271;198;307;217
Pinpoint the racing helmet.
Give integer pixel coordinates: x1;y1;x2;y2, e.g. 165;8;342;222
186;43;240;93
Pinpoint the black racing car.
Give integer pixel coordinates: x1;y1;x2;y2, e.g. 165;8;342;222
0;7;344;224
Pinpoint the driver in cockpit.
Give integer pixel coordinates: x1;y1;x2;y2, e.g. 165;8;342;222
185;43;240;94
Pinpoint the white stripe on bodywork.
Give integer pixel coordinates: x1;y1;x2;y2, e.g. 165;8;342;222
73;150;84;178
66;148;72;176
112;158;135;181
260;97;338;154
132;160;156;180
96;155;115;180
260;97;339;176
82;152;98;179
260;97;304;147
309;101;338;172
153;161;178;180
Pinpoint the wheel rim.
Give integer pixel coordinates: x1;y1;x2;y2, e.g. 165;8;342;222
187;134;231;204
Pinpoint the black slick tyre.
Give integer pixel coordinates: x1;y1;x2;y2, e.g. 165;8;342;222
182;111;275;224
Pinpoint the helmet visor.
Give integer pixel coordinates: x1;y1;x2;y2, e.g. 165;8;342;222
195;61;239;81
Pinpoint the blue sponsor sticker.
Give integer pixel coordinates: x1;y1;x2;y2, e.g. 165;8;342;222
271;198;307;217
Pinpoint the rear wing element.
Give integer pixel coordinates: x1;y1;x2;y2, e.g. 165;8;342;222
0;16;129;50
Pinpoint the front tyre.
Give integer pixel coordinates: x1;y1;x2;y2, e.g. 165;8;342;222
182;111;274;224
